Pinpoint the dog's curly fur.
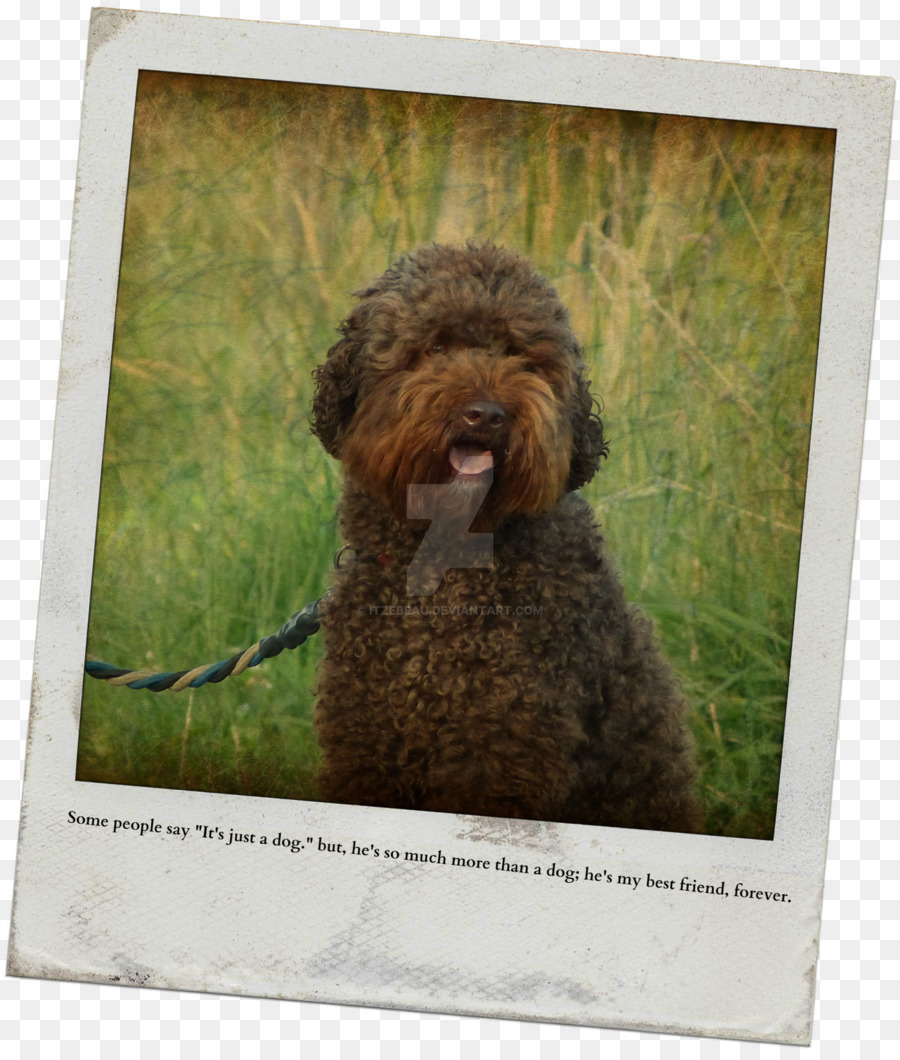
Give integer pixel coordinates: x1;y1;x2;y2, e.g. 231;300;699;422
312;242;701;832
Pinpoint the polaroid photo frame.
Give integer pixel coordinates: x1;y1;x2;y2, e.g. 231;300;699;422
7;8;894;1045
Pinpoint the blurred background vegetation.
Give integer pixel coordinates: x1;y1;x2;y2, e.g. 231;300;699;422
77;72;834;839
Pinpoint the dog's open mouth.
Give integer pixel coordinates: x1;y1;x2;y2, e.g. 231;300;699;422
449;442;495;479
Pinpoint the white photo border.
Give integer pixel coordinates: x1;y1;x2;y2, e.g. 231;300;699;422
7;8;894;1046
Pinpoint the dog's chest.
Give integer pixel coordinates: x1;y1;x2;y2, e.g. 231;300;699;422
320;494;612;732
325;545;594;724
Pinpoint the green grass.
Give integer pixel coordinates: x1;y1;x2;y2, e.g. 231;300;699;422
76;73;834;838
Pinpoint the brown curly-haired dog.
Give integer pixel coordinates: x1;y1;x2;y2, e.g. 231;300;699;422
312;243;700;832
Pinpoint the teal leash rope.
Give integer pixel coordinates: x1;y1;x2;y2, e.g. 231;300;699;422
84;597;324;693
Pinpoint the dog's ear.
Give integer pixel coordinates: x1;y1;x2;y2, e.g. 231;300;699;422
311;333;361;458
567;372;609;491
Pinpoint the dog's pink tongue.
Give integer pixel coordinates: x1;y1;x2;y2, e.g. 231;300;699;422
450;443;494;476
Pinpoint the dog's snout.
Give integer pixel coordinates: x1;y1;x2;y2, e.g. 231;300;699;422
463;401;507;429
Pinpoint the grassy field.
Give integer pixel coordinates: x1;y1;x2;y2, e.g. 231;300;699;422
76;72;835;838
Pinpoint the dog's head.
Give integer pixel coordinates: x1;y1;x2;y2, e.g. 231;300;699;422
312;243;607;530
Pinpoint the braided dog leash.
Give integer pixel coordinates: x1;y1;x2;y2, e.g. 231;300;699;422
84;598;324;693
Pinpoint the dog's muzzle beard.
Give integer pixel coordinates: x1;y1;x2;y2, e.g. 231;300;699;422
408;425;518;538
341;366;575;530
407;397;508;520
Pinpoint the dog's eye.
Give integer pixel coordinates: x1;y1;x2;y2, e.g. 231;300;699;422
429;345;444;354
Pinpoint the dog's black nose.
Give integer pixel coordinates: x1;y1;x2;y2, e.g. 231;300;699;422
463;401;507;429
